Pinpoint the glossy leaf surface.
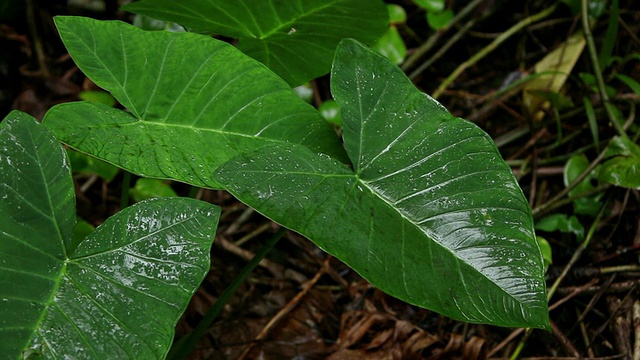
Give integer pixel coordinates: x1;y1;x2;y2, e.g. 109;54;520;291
598;136;640;189
44;17;346;189
0;111;220;358
121;0;388;86
217;39;549;328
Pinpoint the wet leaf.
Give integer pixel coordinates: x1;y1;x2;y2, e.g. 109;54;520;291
0;111;220;358
217;39;549;329
44;17;346;189
121;0;388;86
598;136;640;189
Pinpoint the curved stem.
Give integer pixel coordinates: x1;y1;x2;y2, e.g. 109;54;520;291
120;171;131;209
581;0;628;140
531;144;608;217
432;3;558;99
401;0;485;72
409;18;477;80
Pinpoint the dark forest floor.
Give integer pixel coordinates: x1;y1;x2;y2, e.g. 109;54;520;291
2;0;640;359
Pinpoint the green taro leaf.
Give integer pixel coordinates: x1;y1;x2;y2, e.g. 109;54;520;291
121;0;388;86
44;17;346;189
216;39;549;328
0;111;220;358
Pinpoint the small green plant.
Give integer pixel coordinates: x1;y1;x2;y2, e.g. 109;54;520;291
0;112;220;358
1;1;552;358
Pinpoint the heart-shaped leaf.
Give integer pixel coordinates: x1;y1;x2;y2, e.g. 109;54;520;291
44;17;346;189
0;111;220;358
216;39;549;328
121;0;388;86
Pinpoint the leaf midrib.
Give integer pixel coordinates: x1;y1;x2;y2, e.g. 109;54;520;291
357;175;528;311
254;0;344;39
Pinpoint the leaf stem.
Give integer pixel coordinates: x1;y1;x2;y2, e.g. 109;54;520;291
120;171;131;209
167;227;286;360
432;3;558;99
581;0;628;140
409;18;477;80
401;0;484;72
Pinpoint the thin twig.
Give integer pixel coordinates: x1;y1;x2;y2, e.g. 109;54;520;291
488;279;597;358
25;0;50;78
236;257;331;360
432;3;559;99
551;320;581;357
510;199;609;359
581;0;628;139
409;18;477;80
632;300;640;360
532;146;608;217
401;0;485;71
167;228;286;360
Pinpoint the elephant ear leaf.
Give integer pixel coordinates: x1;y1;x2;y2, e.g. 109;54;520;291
0;111;220;358
216;39;550;329
121;0;388;86
44;17;346;190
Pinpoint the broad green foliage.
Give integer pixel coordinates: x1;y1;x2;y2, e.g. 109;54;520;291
216;39;549;328
0;111;220;359
44;17;346;189
42;15;549;330
121;0;388;86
